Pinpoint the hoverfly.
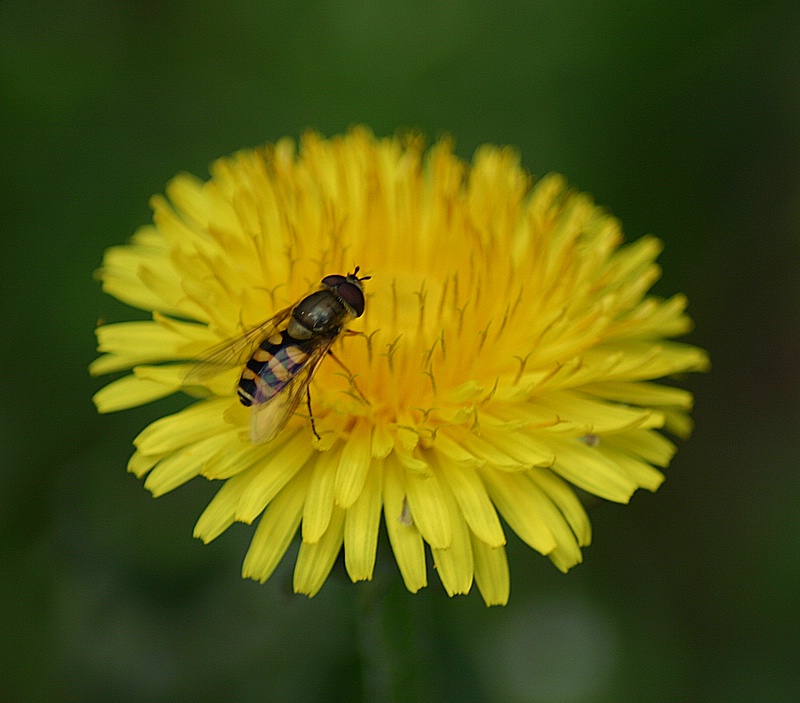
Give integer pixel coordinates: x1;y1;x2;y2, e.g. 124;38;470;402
188;268;370;444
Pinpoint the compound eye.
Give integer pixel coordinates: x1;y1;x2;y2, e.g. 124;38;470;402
337;282;366;316
321;274;346;288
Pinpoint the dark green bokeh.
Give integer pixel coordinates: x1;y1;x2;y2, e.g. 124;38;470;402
2;2;798;701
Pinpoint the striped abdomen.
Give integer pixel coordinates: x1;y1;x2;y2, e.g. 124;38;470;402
238;332;312;406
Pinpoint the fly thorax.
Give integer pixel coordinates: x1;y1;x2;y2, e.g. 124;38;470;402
286;317;314;339
291;290;347;337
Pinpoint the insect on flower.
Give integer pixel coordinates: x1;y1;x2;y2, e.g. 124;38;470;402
187;268;370;444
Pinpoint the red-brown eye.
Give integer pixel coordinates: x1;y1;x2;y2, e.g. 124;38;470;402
336;282;365;316
321;274;346;288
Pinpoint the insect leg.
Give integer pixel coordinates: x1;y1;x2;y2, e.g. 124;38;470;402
306;386;321;440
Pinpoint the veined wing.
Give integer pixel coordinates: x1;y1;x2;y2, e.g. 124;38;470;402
183;306;293;387
249;335;336;444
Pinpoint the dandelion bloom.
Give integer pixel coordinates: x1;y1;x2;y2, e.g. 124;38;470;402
92;128;709;605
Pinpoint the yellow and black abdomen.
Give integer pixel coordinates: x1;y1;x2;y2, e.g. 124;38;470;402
238;332;313;406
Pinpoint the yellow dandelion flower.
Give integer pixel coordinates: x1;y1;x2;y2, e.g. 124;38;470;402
91;127;709;606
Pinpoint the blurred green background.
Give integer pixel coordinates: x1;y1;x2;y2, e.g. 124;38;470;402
2;2;798;701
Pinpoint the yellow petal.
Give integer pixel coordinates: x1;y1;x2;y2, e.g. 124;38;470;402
90;317;215;375
436;454;505;548
603;428;676;467
476;427;557;468
294;506;345;597
383;456;427;593
194;473;253;543
459;433;533;472
431;481;473;597
432;431;486;469
134;398;232;456
598;444;665;492
530;467;592;547
236;430;316;523
98;240;178;314
127;448;164;479
334;418;373;508
392;440;432;475
662;407;695;439
582;380;694;409
201;436;269;480
302;447;341;544
479;470;558;555
371;419;394;459
144;432;233;497
533;391;664;433
404;461;452;549
92;373;177;413
548;542;584;573
344;462;383;582
242;469;309;583
519;476;583;571
163;175;214;229
548;436;638;503
471;534;509;606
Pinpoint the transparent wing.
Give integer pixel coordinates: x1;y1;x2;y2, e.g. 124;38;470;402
183;306;294;387
249;336;336;444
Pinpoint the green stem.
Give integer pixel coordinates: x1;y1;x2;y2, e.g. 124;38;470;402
356;574;423;702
